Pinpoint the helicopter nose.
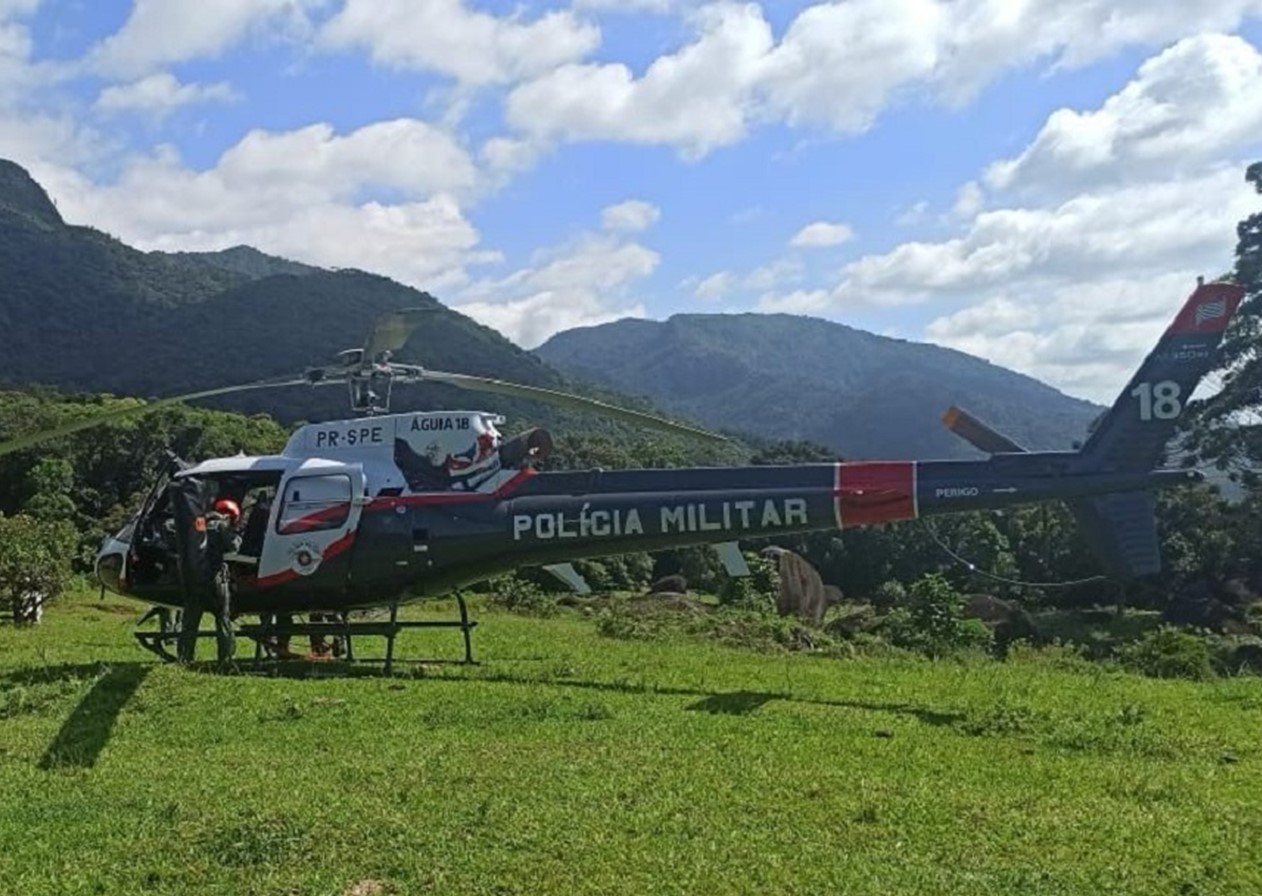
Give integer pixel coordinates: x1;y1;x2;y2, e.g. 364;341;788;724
95;532;132;595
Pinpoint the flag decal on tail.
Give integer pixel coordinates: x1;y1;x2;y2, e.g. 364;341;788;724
1194;296;1228;328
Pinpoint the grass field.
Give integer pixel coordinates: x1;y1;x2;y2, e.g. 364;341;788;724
3;589;1262;895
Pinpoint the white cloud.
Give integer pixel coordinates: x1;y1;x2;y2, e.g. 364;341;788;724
453;234;657;346
573;0;674;11
94;72;236;119
791;32;1262;402
695;270;736;301
952;181;983;218
505;1;1262;157
757;289;830;314
505;2;772;158
896;200;930;226
986;33;1262;196
789;221;854;248
321;0;599;86
88;0;323;78
601;199;660;232
836;167;1253;305
923;273;1213;402
47;119;491;291
760;0;944;132
480;136;544;177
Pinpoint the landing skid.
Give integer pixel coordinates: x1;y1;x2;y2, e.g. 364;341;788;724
133;597;479;673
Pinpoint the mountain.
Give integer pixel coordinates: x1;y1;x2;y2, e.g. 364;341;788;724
536;313;1104;460
0;160;622;435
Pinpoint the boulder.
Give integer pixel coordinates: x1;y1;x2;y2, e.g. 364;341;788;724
649;574;688;595
963;594;1036;646
1227;642;1262;673
1165;578;1251;634
760;547;841;625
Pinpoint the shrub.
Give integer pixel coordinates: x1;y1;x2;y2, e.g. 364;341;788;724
0;513;77;624
486;574;558;617
881;573;993;658
1119;626;1216;680
716;551;779;614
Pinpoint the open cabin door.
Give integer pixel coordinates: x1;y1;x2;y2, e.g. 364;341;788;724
257;464;365;591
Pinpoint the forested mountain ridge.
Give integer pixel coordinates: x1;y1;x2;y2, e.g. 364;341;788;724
0;160;666;438
537;312;1104;460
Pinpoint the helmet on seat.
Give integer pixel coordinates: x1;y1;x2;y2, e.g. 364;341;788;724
213;498;241;522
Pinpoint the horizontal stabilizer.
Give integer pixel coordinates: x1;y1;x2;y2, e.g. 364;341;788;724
1068;493;1161;579
542;563;592;594
942;406;1026;454
714;541;750;577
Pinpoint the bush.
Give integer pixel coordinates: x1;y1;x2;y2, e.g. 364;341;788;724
0;513;77;624
486;574;558;617
717;552;779;614
1119;626;1216;680
881;573;993;658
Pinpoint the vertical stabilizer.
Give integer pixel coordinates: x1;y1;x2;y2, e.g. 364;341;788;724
1079;280;1244;471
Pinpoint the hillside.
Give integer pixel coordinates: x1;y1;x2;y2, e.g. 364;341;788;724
537;313;1103;459
0;160;636;435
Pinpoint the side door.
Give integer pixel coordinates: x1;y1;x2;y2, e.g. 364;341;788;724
257;465;365;590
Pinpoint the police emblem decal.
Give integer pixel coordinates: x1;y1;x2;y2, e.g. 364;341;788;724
289;541;324;576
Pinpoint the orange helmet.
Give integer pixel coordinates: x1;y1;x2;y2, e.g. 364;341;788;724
213;498;241;521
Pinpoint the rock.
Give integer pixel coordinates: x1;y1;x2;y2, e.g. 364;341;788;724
760;547;841;625
1227;642;1262;672
963;594;1037;646
649;574;688;595
1164;578;1250;633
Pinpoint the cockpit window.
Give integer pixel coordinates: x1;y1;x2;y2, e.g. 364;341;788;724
276;474;353;535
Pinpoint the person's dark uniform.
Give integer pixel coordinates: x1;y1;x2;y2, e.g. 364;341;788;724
176;498;241;663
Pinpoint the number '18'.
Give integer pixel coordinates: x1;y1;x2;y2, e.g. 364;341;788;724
1131;380;1182;421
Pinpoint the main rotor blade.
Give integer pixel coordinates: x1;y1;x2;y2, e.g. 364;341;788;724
0;376;310;457
941;405;1026;454
420;370;730;444
363;307;435;362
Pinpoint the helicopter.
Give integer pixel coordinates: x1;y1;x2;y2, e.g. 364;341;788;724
0;278;1245;666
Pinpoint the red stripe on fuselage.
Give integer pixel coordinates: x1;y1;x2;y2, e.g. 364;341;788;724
835;461;918;527
368;467;536;511
257;530;356;589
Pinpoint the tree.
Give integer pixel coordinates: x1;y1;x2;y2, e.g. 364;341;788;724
0;513;76;624
1185;160;1262;472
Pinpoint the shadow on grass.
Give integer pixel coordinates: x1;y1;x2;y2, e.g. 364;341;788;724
444;670;964;727
38;663;150;771
688;691;777;715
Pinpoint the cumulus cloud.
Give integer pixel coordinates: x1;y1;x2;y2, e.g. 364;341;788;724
47;119;492;291
505;2;772;158
573;0;675;11
838;167;1252;304
923;273;1213;402
601;199;660;232
694;270;736;301
985;33;1262;196
453;234;657;346
94;72;236;119
321;0;599;86
88;0;323;78
775;31;1262;402
789;221;854;248
504;0;1262;157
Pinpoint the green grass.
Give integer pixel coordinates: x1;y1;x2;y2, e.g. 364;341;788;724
3;590;1262;895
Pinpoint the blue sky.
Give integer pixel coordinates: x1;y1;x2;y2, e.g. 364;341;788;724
2;0;1261;403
